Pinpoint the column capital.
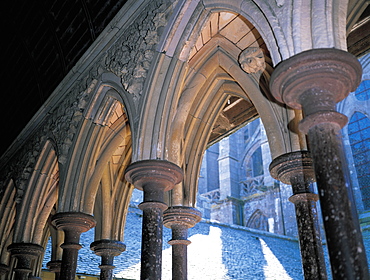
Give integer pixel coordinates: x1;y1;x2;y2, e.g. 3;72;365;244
270;48;362;134
51;212;96;234
8;243;44;260
270;48;361;110
269;151;315;185
163;206;202;229
125;160;183;192
90;239;126;257
8;243;44;276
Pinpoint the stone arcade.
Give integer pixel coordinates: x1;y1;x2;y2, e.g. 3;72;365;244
0;1;370;280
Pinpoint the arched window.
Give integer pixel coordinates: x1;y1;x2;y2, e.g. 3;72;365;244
354;80;370;101
348;112;370;210
246;209;269;231
250;147;264;177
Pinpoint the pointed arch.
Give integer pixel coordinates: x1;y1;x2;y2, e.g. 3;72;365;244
0;180;16;265
57;74;134;215
13;140;59;244
137;8;302;207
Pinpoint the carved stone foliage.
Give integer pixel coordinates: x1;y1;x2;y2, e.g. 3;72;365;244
104;0;176;102
241;175;265;197
1;0;178;194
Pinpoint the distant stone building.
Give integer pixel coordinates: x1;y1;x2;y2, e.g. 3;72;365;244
197;54;370;237
197;118;298;237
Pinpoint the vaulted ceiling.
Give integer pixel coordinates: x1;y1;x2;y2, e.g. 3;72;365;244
0;1;369;157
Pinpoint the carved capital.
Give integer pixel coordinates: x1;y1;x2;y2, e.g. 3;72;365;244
270;48;361;110
8;243;44;271
90;239;126;258
51;212;96;234
269;151;315;185
125;160;183;193
163;206;202;229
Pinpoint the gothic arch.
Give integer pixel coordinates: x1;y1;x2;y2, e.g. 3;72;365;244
12;140;59;245
146;15;299;206
246;209;269;231
0;180;16;267
56;77;133;215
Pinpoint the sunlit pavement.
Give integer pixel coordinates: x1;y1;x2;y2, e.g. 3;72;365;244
43;207;370;279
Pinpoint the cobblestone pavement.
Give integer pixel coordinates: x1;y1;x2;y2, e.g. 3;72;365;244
43;207;370;279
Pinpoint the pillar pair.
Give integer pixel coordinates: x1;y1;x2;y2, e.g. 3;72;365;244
125;160;201;280
270;48;369;279
7;214;95;280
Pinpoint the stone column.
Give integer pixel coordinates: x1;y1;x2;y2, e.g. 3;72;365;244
90;239;126;280
51;212;96;280
47;260;62;280
7;243;44;280
125;160;183;280
163;206;202;280
270;151;327;279
270;48;369;279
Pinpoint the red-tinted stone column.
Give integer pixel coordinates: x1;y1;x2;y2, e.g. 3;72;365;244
90;239;126;280
164;206;201;280
125;160;183;280
47;260;62;280
270;48;369;279
51;212;96;280
270;151;327;279
7;243;44;280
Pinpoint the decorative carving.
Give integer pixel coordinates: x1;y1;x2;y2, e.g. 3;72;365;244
241;175;266;196
105;1;174;101
239;47;266;74
200;189;220;202
0;0;177;188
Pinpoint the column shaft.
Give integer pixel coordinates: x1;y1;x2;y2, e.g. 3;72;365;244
47;260;62;280
164;206;201;280
270;48;369;279
169;225;190;280
90;239;126;280
307;123;368;278
290;193;327;279
270;151;327;279
52;212;96;280
125;160;183;280
140;203;167;278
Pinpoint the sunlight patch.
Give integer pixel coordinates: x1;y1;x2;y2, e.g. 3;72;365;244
259;238;293;280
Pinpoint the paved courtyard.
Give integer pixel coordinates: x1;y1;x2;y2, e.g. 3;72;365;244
43;207;370;279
